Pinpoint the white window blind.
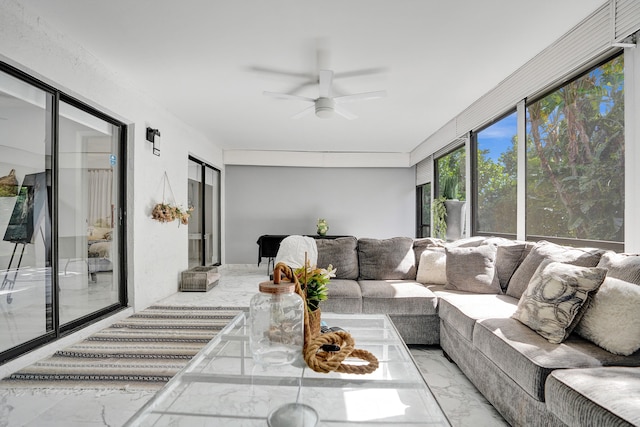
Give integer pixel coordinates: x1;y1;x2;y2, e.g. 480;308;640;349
416;155;432;186
616;0;640;40
413;0;640;164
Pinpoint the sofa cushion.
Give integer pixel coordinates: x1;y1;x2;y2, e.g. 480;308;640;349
316;237;359;280
506;240;604;299
546;367;640;427
473;317;640;402
322;279;362;313
575;254;640;355
493;242;534;292
444;245;502;294
358;237;416;280
412;237;445;265
432;287;518;341
574;252;640;356
358;280;437;315
446;236;487;247
416;247;447;284
597;251;640;283
513;260;607;344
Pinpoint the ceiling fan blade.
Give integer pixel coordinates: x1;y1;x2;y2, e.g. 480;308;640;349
318;70;333;98
333;90;387;104
334;105;358;120
263;91;315;103
249;66;312;80
291;104;316;119
333;67;388;80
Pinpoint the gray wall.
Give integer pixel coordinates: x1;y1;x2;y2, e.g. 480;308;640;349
225;165;416;264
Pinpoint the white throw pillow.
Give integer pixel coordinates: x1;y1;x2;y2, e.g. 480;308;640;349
575;277;640;356
416;248;447;284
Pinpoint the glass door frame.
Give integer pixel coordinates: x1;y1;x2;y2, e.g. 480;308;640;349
0;62;128;364
57;92;128;335
188;156;221;267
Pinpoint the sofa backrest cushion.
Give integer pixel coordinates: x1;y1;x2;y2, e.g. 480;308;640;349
358;237;416;280
315;237;359;280
506;240;604;299
444;245;502;294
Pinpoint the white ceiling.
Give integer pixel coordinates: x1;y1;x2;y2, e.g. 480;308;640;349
20;0;605;155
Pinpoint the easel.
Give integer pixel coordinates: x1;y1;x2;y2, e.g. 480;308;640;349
1;172;50;304
1;243;26;304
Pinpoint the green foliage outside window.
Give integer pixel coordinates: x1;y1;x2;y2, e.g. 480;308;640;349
526;55;624;242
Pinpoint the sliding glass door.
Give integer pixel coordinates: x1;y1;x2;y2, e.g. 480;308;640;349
57;100;122;325
0;70;54;355
0;64;126;363
188;157;220;268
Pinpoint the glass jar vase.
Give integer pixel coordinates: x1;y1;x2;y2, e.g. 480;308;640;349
250;280;304;366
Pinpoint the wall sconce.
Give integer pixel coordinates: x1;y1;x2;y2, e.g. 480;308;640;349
146;127;161;156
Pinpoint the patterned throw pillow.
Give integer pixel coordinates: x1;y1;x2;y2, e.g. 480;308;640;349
512;260;607;344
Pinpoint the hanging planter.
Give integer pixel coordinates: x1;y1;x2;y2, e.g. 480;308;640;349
151;172;193;225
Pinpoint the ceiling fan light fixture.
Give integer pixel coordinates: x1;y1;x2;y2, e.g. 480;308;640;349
315;97;335;118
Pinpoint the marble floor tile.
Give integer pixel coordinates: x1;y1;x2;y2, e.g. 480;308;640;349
0;265;508;426
409;346;508;427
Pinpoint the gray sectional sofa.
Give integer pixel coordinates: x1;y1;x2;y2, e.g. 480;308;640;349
314;235;640;427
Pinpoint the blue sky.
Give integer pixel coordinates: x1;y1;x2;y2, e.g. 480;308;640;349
477;112;517;162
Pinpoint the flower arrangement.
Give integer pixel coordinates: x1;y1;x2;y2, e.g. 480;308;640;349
151;203;194;225
294;261;336;311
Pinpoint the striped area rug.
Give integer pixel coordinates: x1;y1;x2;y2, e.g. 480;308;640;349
1;305;244;390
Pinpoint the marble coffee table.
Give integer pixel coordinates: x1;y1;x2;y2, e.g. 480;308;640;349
125;312;450;426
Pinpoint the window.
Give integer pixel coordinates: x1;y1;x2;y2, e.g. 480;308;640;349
435;146;466;240
416;183;431;238
473;111;517;236
526;54;624;245
436;146;466;200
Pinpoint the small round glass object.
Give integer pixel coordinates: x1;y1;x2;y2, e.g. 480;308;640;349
250;281;304;366
267;403;319;427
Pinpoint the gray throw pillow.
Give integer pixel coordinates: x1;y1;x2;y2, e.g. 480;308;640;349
492;242;533;293
513;260;607;344
358;237;416;280
596;251;640;284
444;245;501;294
506;241;604;299
315;237;359;280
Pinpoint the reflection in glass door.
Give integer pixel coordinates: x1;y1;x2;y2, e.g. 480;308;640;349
0;71;53;355
57;101;121;325
188;157;220;267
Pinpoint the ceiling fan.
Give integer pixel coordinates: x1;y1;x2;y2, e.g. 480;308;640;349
263;69;387;120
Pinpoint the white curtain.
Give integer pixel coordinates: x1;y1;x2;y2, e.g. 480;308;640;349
88;169;113;227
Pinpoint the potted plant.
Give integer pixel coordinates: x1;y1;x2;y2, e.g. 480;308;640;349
434;175;466;241
294;261;336;336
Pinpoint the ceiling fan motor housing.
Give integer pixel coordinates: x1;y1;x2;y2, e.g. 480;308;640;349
315;97;335;118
